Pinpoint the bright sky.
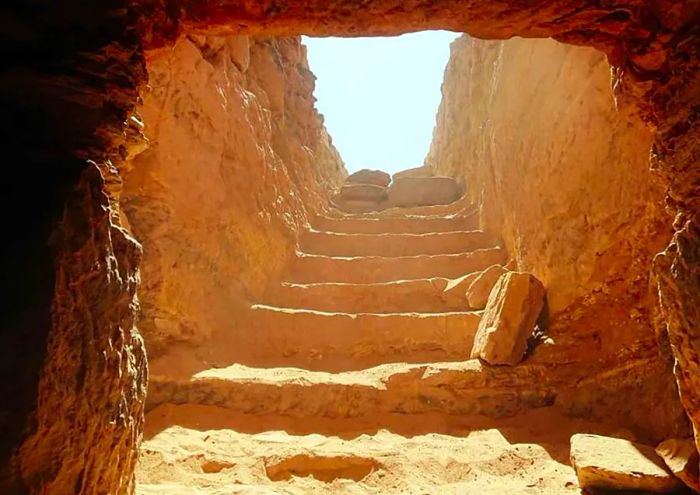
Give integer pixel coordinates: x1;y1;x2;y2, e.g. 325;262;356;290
303;32;460;175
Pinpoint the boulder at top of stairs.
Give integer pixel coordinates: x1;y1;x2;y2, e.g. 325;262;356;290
392;165;433;180
470;271;545;366
347;169;391;187
387;176;462;208
570;434;683;493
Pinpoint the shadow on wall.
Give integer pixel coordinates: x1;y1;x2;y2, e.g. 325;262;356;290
427;36;669;315
120;35;345;374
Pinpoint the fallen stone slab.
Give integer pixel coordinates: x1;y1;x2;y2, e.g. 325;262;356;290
656;438;700;492
387;177;461;208
470;271;545;365
346;169;391;187
466;264;508;309
570;434;683;493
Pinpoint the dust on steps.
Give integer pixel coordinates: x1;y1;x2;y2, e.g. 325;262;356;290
137;170;689;494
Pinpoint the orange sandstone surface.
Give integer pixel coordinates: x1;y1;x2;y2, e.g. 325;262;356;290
132;35;690;495
6;1;700;494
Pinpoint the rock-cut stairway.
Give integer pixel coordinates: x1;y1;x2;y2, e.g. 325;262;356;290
137;199;596;494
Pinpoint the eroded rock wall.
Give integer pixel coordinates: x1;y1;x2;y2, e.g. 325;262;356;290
427;36;668;314
121;35;344;366
18;165;146;495
426;36;688;439
0;2;149;493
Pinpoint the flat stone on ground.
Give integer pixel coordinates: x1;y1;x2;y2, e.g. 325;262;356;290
570;434;683;493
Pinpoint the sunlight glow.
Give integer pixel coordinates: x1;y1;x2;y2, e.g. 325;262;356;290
303;32;460;175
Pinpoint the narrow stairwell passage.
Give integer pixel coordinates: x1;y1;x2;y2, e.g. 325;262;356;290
137;183;663;494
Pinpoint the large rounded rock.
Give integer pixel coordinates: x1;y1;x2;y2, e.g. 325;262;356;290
387;177;461;208
347;169;391;187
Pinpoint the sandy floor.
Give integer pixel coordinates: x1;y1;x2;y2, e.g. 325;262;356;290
135;203;679;495
136;404;598;494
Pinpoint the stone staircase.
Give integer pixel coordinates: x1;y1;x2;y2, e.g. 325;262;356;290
137;195;612;494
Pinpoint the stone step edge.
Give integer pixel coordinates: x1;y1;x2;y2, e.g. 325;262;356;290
249;303;483;318
317;210;477;221
146;357;661;424
148;356;658;401
278;278;451;289
150;359;490;390
303;229;488;238
322;202;479;218
292;247;501;262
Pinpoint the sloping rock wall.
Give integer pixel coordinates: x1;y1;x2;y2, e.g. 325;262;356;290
427;37;668;315
0;3;148;493
121;35;345;362
426;36;688;439
17;165;146;495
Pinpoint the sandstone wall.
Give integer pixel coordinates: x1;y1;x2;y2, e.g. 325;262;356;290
121;35;345;363
4;3;697;493
427;36;669;315
426;37;689;439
